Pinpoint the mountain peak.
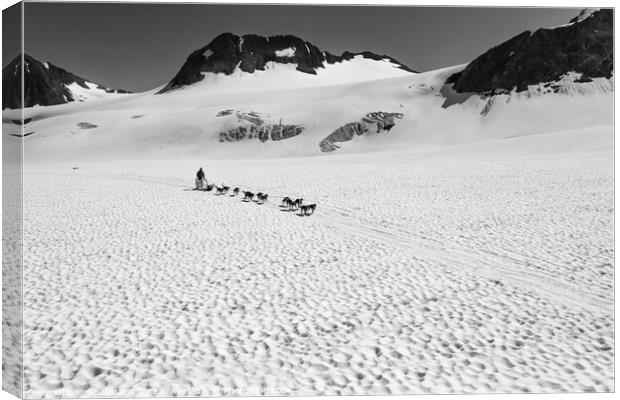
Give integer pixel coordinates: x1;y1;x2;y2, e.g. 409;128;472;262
446;8;613;95
2;53;131;110
157;33;416;94
568;8;599;24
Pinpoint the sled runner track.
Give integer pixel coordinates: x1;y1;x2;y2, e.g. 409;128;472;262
310;206;612;312
36;171;191;189
40;171;611;311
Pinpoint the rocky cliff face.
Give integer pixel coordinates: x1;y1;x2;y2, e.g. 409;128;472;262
446;8;613;95
2;54;130;110
158;33;416;93
319;112;404;152
217;110;304;143
217;110;405;149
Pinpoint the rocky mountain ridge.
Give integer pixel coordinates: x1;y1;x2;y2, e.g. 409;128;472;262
2;54;130;110
158;33;416;94
447;8;613;95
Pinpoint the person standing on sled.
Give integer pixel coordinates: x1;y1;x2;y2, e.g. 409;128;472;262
195;167;206;189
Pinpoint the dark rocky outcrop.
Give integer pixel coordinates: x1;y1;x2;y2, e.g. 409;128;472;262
2;54;130;110
77;122;97;129
216;109;234;117
11;118;32;125
446;8;613;95
158;33;416;93
217;110;304;143
319;112;404;152
319;122;368;152
9;131;35;138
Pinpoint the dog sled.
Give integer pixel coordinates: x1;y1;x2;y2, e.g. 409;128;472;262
196;178;214;191
194;176;317;216
195;177;205;190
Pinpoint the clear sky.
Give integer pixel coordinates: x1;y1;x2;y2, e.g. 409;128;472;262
5;2;581;92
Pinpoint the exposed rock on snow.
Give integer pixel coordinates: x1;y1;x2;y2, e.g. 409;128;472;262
77;122;98;129
2;54;131;110
216;109;234;117
319;112;403;152
478;73;614;116
217;110;304;143
442;71;614;116
8;131;35;138
157;33;416;93
446;9;612;95
363;111;403;130
11;117;32;125
319;121;368;152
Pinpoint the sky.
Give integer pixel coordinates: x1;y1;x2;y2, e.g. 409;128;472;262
3;2;582;92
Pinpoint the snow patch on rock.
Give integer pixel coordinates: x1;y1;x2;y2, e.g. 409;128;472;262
275;47;296;58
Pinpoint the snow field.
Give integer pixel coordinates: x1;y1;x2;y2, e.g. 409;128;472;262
22;136;613;397
3;165;24;396
6;48;614;397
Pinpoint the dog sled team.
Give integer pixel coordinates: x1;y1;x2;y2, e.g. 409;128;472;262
280;197;316;215
241;191;269;204
194;168;316;216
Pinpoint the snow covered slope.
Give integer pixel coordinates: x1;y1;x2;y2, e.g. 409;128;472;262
3;63;611;162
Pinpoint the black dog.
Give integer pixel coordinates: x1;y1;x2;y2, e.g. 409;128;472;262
280;197;291;207
300;204;316;215
257;193;268;204
231;188;240;197
283;198;293;210
243;191;254;201
290;198;303;211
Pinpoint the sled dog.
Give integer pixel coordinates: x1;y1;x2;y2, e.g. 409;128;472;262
300;204;316;215
290;198;303;210
243;191;254;201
